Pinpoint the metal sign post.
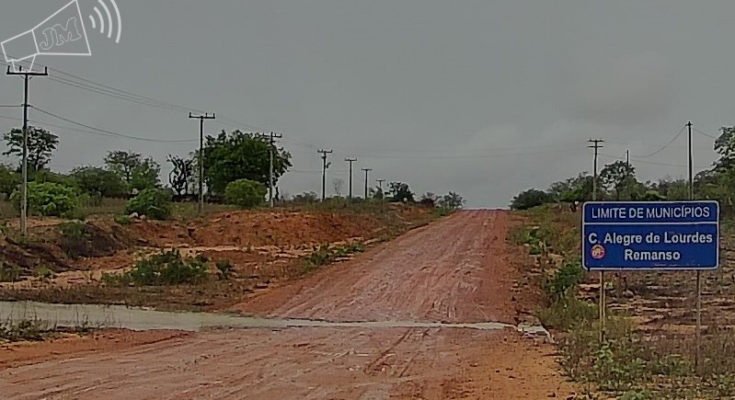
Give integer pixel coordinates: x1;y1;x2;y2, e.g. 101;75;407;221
582;201;720;352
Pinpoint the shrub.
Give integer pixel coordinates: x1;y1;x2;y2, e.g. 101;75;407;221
546;261;585;301
215;259;234;280
0;164;19;199
125;188;172;220
224;179;266;208
0;262;21;282
104;250;209;286
10;181;79;217
510;188;554;210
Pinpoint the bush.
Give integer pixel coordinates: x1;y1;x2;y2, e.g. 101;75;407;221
510;188;554;210
104;250;209;286
0;164;19;199
546;261;585;301
10;181;80;217
224;179;266;208
125;188;172;220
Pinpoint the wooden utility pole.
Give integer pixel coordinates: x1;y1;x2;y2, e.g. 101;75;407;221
362;168;372;199
588;138;605;342
376;179;386;194
7;65;48;237
687;121;702;370
345;157;357;199
189;113;215;214
258;132;283;207
318;149;333;201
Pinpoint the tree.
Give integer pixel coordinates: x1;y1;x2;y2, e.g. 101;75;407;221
125;188;172;220
70;167;128;198
168;155;193;196
510;189;553;210
600;161;636;200
419;192;437;207
715;127;735;172
105;151;142;184
202;130;291;196
389;182;414;203
130;158;161;192
0;164;20;199
438;192;465;210
3;127;59;172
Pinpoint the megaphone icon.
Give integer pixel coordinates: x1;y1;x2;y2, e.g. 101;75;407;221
1;0;120;72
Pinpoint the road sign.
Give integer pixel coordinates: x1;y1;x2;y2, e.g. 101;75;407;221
582;201;719;271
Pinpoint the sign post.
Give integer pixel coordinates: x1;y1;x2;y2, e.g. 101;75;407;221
583;201;719;354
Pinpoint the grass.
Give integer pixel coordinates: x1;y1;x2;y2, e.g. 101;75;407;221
0;317;97;342
302;242;366;273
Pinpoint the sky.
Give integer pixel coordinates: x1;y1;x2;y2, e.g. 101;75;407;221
0;0;732;208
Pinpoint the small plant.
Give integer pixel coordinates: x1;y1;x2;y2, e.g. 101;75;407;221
114;215;132;225
224;179;267;208
0;319;47;342
545;260;585;301
59;221;90;259
35;266;55;281
216;259;234;280
619;389;652;400
104;250;209;286
0;262;22;282
125;188;172;220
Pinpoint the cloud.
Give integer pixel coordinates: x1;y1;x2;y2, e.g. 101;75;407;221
568;52;674;127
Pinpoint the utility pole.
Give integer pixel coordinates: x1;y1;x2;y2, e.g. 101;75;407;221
258;132;283;207
189;112;215;214
362;168;372;199
345;157;357;199
376;179;386;193
626;149;630;169
588;139;604;201
588;138;605;343
687;121;701;371
687;121;693;200
318;149;333;201
7;65;48;237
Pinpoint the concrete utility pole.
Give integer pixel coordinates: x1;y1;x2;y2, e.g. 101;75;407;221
7;65;48;237
189;112;215;214
345;157;357;199
258;132;283;208
318;149;333;201
362;168;372;199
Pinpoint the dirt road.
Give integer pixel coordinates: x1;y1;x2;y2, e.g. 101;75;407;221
0;210;574;399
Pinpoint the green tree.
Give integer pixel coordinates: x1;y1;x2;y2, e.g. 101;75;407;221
549;173;594;204
510;188;553;210
389;182;414;203
3;127;59;172
125;188;172;220
104;151;142;184
0;164;20;198
600;161;636;200
224;179;266;208
130;158;161;192
438;192;465;210
70;167;128;198
715;126;735;172
202;130;291;196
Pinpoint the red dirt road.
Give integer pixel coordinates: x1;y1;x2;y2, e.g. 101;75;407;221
0;210;574;399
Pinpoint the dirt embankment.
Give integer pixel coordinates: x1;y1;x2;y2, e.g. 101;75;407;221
0;204;436;310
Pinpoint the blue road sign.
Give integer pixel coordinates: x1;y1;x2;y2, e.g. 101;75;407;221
582;201;719;271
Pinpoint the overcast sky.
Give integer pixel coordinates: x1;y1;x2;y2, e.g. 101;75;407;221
0;1;732;208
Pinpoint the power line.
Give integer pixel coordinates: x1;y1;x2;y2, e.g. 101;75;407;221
637;125;687;158
693;128;719;140
30;106;196;143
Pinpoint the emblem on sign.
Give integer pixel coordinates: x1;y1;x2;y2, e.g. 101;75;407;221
591;244;606;260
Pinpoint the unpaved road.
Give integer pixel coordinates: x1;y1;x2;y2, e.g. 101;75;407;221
0;210;574;399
